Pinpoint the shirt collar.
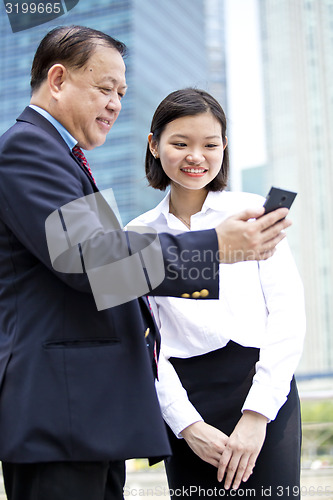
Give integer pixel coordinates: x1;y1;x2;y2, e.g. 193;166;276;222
201;190;229;212
29;105;77;150
140;190;229;225
144;191;171;223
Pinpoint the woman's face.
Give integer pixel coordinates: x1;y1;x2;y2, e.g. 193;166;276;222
150;111;226;193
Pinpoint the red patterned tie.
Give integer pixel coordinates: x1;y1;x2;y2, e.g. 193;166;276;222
72;145;96;185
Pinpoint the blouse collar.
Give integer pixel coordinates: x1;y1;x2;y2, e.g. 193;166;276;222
141;190;229;225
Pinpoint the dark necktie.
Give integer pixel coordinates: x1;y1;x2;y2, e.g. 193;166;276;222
72;145;96;185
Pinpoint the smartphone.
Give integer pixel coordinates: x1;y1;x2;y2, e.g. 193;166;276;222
263;187;297;214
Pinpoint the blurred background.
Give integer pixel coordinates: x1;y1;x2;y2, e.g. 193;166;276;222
0;0;332;496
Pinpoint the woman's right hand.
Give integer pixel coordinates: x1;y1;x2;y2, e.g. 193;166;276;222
181;421;228;468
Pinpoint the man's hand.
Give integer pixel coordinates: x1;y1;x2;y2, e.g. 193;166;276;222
181;421;228;468
217;411;268;490
215;207;292;263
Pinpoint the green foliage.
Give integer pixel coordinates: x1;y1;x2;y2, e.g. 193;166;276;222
301;399;333;423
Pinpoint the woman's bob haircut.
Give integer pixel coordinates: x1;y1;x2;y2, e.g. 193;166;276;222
145;88;229;192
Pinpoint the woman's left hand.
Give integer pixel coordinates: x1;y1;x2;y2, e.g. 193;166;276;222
217;410;268;490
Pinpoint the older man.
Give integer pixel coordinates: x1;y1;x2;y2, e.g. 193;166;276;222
0;25;290;500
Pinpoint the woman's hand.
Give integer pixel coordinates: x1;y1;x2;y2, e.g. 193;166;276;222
181;421;228;468
217;410;268;490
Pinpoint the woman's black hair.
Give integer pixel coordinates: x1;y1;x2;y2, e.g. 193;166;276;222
145;88;229;191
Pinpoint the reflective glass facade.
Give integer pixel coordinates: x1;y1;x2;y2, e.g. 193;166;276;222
259;0;333;375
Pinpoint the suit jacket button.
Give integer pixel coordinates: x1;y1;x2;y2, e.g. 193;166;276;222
200;289;209;298
181;293;190;298
191;291;201;299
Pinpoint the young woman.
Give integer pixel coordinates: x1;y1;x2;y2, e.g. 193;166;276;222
129;89;305;498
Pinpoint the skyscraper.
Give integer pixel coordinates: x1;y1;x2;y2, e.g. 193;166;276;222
258;0;333;374
205;0;228;110
0;0;209;223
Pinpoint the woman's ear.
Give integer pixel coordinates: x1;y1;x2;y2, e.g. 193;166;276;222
148;133;159;159
223;136;228;150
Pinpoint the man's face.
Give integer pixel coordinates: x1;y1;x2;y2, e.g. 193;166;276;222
57;44;127;150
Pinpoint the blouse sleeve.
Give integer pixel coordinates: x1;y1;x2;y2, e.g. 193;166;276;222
241;238;306;420
147;297;204;437
155;351;204;437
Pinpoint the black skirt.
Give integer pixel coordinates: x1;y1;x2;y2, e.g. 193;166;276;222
165;341;301;499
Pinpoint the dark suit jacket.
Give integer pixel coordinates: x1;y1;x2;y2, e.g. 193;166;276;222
0;107;219;463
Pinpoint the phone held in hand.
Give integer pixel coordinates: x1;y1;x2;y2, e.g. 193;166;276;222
263;187;297;214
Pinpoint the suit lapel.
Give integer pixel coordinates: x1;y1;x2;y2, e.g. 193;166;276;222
17;107;98;191
17;107;69;148
140;296;161;362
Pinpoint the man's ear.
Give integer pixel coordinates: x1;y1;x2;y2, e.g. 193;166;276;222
48;64;67;98
148;133;159;158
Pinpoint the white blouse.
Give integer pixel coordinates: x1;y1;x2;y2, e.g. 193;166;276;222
128;190;306;437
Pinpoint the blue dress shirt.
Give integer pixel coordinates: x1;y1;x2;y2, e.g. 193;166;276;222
29;105;77;150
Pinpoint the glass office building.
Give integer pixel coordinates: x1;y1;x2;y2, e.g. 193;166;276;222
258;0;333;375
204;0;228;110
0;0;210;224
